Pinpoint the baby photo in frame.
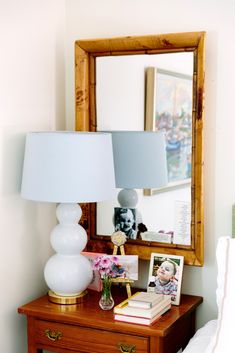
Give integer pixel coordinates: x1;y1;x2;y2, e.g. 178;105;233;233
148;253;184;305
114;207;137;240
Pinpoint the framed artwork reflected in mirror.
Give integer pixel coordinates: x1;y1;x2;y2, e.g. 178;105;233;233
145;67;193;195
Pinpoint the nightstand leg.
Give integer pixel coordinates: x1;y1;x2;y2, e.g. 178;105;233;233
27;317;42;353
190;311;196;336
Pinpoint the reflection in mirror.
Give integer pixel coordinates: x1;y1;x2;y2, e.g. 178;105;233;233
74;32;205;265
96;53;193;246
145;67;193;194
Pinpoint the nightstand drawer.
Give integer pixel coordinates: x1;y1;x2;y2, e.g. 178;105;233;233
35;319;149;353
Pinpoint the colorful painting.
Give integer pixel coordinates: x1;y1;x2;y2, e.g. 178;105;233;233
145;67;193;193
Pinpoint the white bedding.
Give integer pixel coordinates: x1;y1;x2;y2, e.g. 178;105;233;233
182;320;217;353
183;236;235;353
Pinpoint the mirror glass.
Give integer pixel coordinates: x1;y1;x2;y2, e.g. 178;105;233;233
75;32;205;265
96;53;193;246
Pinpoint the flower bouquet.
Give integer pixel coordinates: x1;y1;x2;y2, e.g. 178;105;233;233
92;255;126;310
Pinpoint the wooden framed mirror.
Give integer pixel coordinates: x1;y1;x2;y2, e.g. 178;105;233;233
75;32;205;266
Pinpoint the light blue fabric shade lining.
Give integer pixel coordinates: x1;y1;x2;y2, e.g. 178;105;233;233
111;131;167;189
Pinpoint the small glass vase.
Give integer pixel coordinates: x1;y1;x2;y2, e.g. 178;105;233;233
99;277;114;310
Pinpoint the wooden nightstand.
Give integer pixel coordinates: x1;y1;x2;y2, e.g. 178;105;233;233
18;289;202;353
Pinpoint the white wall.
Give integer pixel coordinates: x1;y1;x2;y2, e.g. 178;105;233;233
65;0;235;328
1;2;235;351
0;1;66;352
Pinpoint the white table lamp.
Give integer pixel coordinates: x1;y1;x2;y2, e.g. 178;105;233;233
21;131;115;304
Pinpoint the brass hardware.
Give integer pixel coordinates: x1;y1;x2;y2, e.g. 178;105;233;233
47;289;87;304
118;343;136;353
45;329;62;341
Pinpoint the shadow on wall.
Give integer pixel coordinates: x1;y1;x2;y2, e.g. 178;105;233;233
132;259;150;289
1;130;26;196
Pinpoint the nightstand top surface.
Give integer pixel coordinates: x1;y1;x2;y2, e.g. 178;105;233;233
18;289;202;337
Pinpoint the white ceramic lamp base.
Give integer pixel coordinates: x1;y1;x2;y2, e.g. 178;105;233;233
44;203;92;303
117;188;142;225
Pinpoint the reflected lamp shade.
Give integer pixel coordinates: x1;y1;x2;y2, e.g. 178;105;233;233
110;131;168;209
21;131;115;303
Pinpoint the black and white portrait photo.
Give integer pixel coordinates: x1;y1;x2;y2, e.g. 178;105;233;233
114;207;137;240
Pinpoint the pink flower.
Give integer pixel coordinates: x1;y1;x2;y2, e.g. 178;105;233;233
111;256;119;264
100;256;111;268
92;260;101;271
92;255;126;280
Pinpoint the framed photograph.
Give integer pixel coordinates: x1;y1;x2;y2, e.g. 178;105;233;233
112;255;138;281
114;207;137;240
81;252;105;291
148;252;184;305
83;252;138;291
145;67;193;195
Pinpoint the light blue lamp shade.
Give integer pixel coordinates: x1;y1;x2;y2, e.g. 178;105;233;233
21;131;116;203
111;131;168;189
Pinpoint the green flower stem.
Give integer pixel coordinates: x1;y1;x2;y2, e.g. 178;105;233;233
99;276;114;310
101;277;112;299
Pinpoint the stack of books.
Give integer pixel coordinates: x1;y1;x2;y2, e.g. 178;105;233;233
114;291;171;325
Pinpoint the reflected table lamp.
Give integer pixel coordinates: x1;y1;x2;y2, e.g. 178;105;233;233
111;131;168;224
21;131;115;304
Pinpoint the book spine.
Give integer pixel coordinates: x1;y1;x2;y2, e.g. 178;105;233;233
114;304;171;325
114;314;151;325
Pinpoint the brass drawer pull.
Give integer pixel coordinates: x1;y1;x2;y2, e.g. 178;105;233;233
118;343;136;353
45;329;62;341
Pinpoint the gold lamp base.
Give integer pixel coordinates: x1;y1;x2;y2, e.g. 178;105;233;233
48;290;88;305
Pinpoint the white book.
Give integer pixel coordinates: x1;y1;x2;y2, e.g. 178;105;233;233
114;295;171;318
114;304;171;326
128;291;164;309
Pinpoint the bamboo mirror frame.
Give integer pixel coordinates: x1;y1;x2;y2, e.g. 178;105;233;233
75;32;205;266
